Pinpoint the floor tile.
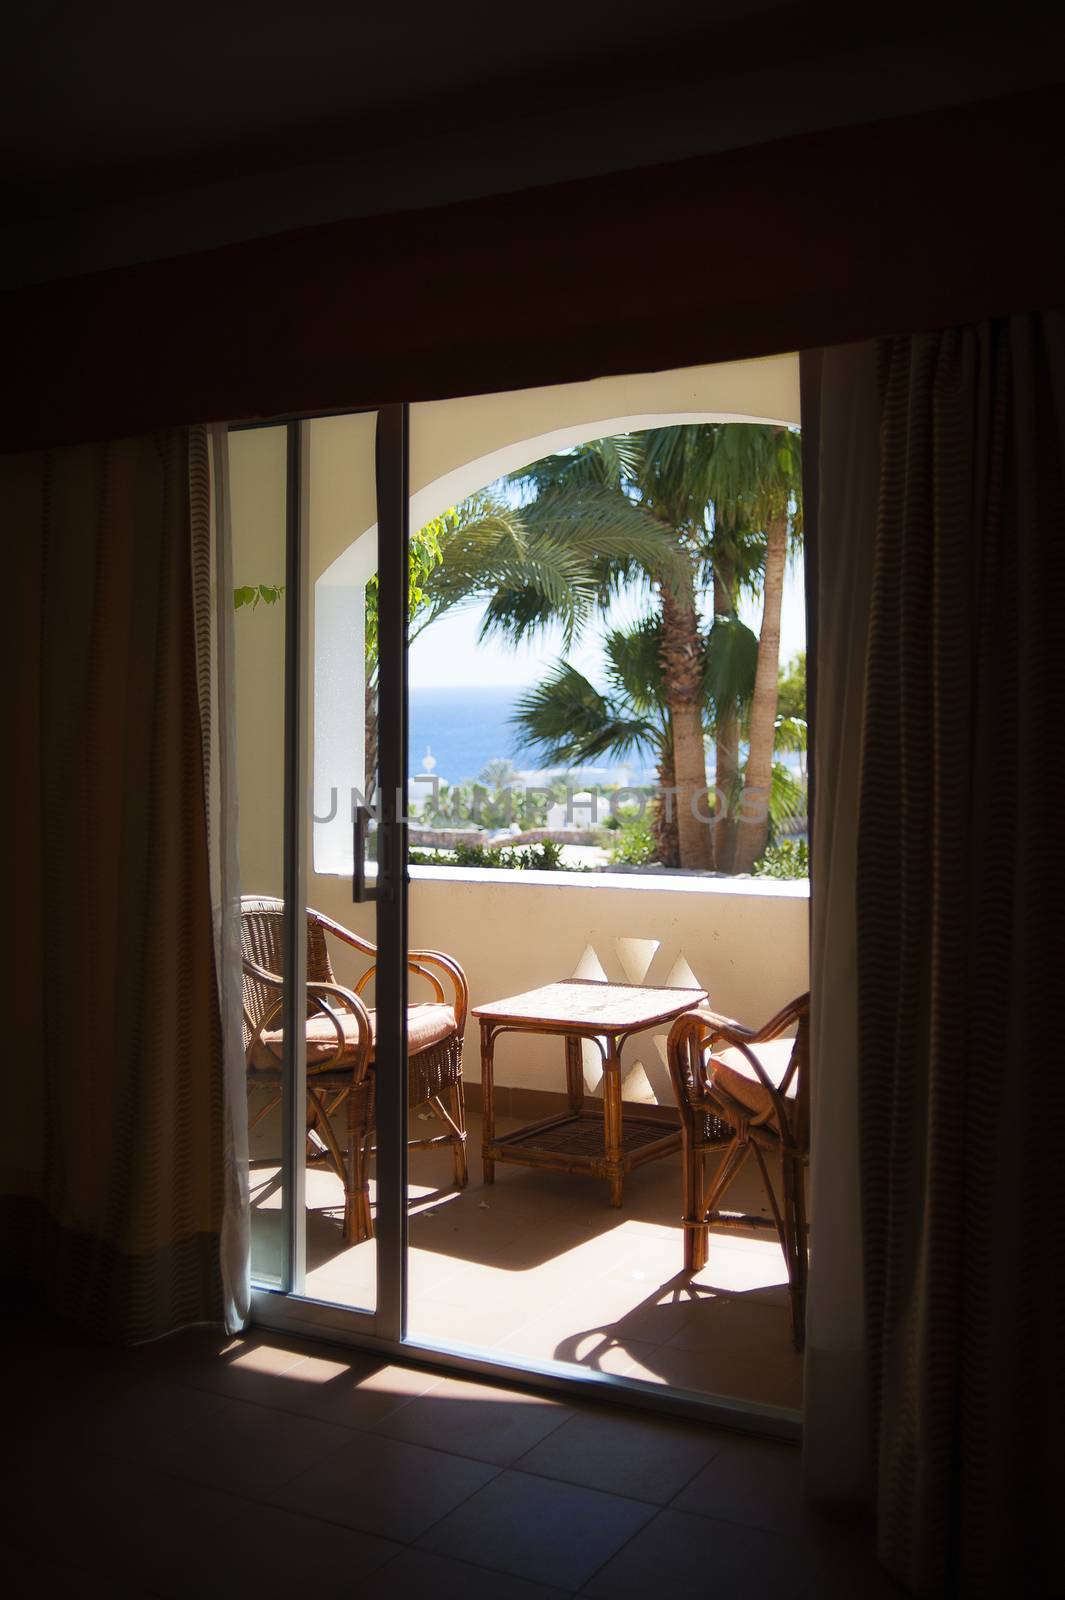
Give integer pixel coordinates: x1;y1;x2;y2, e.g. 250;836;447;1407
184;1345;444;1430
652;1304;803;1409
406;1294;531;1348
139;1329;320;1406
581;1506;816;1598
2;1547;154;1600
6;1454;248;1594
248;1103;803;1414
515;1408;725;1503
369;1372;571;1465
792;1509;907;1598
671;1434;807;1535
270;1429;498;1542
148;1389;354;1496
4;1368;226;1472
366;1546;571;1599
418;1468;655;1591
2;1309;910;1600
196;1500;400;1600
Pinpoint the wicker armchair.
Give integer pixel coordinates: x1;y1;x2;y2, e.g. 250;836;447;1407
667;993;810;1350
241;896;468;1244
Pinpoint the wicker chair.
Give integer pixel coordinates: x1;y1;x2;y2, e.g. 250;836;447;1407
666;993;810;1350
241;896;468;1244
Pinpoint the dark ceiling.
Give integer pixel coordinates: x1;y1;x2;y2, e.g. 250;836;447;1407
5;2;1062;286
7;1;797;186
8;1;1054;192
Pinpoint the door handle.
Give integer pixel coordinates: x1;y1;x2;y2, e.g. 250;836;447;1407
353;804;378;903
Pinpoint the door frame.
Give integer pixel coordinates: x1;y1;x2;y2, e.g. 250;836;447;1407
238;405;801;1443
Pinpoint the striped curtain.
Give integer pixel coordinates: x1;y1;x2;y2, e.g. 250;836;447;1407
857;315;1065;1592
4;429;228;1340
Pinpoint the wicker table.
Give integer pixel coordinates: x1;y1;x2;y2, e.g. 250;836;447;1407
473;979;707;1207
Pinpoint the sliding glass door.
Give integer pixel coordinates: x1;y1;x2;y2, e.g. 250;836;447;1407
230;371;804;1440
234;406;409;1341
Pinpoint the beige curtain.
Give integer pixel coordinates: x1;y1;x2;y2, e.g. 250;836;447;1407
801;342;879;1505
190;425;249;1333
5;429;228;1341
814;315;1065;1593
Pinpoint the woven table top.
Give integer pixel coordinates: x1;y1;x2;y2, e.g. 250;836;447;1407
472;978;707;1033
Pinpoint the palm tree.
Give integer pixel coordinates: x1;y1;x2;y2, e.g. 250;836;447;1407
421;424;798;871
364;496;528;802
513;617;682;862
513;615;807;866
425;429;746;868
711;428;803;871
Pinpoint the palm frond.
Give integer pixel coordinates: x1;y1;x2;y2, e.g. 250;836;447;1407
774;715;808;753
603;616;668;715
507;435;643;499
510;664;662;768
770;761;806;825
703;614;758;720
517;481;685;586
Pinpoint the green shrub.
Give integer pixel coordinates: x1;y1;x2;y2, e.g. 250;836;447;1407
605;812;658;867
408;840;583;872
752;839;809;879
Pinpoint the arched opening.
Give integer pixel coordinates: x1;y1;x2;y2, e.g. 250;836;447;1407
312;355;799;878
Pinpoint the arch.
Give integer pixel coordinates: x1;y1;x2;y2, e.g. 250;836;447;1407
312;356;800;876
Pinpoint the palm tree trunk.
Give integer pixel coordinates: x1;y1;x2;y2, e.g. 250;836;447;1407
713;562;739;874
732;512;787;873
364;672;378;808
659;570;713;871
651;742;680;867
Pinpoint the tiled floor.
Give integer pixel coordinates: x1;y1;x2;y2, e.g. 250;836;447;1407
0;1312;901;1599
250;1107;804;1411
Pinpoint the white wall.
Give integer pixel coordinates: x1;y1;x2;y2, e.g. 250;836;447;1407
230;424;287;898
309;413;378;875
308;868;809;1097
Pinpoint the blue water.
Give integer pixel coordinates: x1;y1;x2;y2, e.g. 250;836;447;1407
409;685;656;787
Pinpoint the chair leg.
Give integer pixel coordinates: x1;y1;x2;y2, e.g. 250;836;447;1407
681;1133;709;1273
689;1150;709;1272
342;1134;369;1245
784;1153;808;1352
344;1087;374;1245
450;1080;469;1188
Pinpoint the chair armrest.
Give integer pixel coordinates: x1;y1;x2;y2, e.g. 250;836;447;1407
351;946;469;1032
666;993;810;1133
245;979;373;1079
407;948;469;1031
690;992;809;1049
309;908;379;960
243;953;283;989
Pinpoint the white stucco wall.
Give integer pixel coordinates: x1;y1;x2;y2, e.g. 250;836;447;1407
308;868;809;1098
230;423;287;898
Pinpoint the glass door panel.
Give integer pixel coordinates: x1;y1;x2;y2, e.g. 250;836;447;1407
235;406;408;1332
301;409;383;1316
229;423;289;1291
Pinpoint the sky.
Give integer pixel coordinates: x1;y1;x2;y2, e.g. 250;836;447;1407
407;551;806;690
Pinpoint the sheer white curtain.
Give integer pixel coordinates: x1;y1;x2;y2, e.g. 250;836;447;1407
191;424;249;1332
801;342;878;1502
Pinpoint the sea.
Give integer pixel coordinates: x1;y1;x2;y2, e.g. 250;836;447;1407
408;684;657;788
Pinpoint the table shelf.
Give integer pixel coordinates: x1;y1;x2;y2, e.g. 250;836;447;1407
484;1109;680;1177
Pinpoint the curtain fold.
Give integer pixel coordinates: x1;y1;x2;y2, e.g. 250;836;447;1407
4;429;231;1341
854;315;1065;1593
802;342;879;1504
190;425;249;1333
